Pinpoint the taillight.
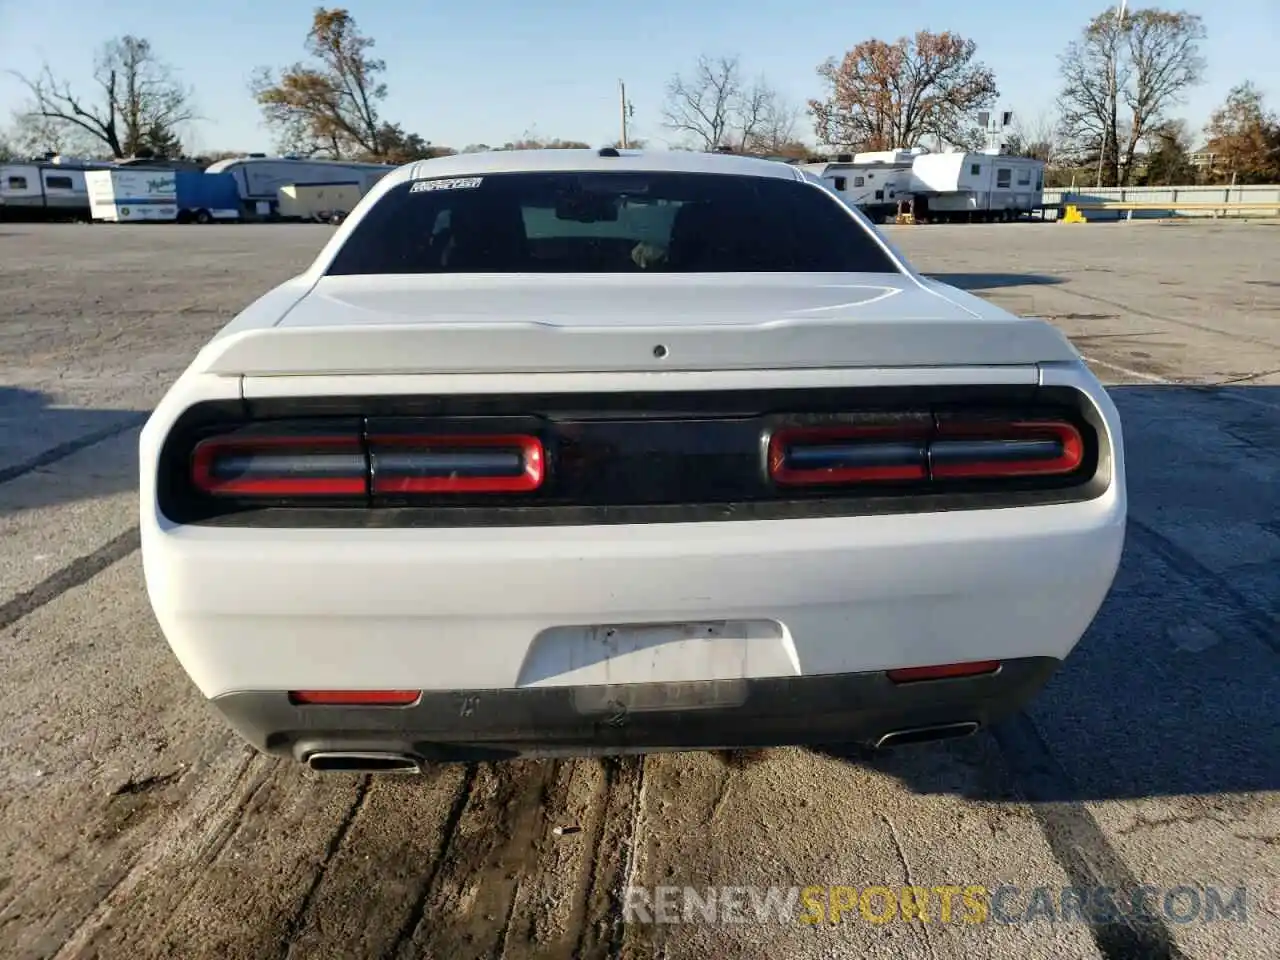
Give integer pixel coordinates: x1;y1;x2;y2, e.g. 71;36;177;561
190;433;366;497
887;661;1001;683
768;417;1085;487
186;422;548;501
368;434;544;494
768;425;929;486
289;690;421;706
931;420;1083;479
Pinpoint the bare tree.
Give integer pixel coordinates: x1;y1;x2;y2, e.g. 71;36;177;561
1056;6;1205;186
662;55;738;150
809;31;998;150
734;75;774;150
745;93;804;154
661;55;787;151
1006;111;1060;162
11;36;195;159
6;112;97;157
1140;117;1196;184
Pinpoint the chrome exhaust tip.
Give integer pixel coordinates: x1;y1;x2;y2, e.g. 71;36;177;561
306;751;423;774
874;722;980;750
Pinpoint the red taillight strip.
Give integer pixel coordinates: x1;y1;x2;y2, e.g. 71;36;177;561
887;661;1001;684
768;425;930;486
930;421;1083;479
369;434;545;494
190;435;367;497
289;690;421;706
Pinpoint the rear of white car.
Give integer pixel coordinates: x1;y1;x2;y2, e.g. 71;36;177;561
140;151;1126;771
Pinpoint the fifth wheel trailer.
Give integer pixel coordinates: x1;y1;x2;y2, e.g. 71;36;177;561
908;152;1045;221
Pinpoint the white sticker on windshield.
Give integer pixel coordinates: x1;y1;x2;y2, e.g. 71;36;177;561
409;177;483;194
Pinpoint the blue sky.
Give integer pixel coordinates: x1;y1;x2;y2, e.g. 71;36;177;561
1;0;1276;154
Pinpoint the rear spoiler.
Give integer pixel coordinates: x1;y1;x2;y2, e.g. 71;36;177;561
196;319;1081;377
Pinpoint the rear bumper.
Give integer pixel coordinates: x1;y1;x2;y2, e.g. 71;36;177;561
143;492;1125;698
213;656;1062;763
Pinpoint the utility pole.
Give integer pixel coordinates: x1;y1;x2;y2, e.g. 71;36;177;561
1097;0;1128;188
619;80;635;148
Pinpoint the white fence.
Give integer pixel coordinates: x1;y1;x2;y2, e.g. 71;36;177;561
1041;184;1280;219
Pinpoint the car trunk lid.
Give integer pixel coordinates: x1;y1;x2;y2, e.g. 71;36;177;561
199;273;1079;376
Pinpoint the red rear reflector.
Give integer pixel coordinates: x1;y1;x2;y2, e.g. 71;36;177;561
369;434;545;494
768;425;929;486
930;421;1083;479
887;661;1001;684
191;435;366;497
289;690;421;706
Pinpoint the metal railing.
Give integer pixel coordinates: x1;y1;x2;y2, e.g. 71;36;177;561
1044;184;1280;220
1057;199;1280;222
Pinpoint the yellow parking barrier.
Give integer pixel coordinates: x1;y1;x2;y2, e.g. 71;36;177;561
1061;204;1088;224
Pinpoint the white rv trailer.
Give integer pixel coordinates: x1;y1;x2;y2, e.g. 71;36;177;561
799;154;914;223
908;151;1045;221
0;156;115;220
204;155;394;218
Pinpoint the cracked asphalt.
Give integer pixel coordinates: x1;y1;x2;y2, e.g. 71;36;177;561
1;219;1277;960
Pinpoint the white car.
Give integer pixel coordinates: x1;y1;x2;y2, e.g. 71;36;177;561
140;148;1126;773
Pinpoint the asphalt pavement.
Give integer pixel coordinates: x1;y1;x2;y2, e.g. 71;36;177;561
0;219;1276;960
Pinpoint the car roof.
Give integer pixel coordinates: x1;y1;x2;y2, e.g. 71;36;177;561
392;149;805;186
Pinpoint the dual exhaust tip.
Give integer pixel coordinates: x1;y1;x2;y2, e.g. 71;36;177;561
303;723;980;773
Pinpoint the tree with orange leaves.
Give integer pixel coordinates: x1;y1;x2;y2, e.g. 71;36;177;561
809;31;998;151
1202;82;1280;184
251;7;434;162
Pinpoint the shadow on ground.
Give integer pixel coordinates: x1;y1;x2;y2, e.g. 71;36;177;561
812;384;1279;802
925;272;1065;290
0;386;146;513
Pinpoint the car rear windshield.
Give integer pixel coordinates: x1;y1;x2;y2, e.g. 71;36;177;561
324;171;901;275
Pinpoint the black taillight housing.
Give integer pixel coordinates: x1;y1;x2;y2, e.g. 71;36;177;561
175;416;548;508
766;414;1088;488
156;387;1105;527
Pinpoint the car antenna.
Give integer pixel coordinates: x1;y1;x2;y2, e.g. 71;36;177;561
598;147;620;158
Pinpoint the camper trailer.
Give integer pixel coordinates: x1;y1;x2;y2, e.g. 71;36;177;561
205;156;393;219
0;157;114;220
908;151;1045;221
800;155;914;223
